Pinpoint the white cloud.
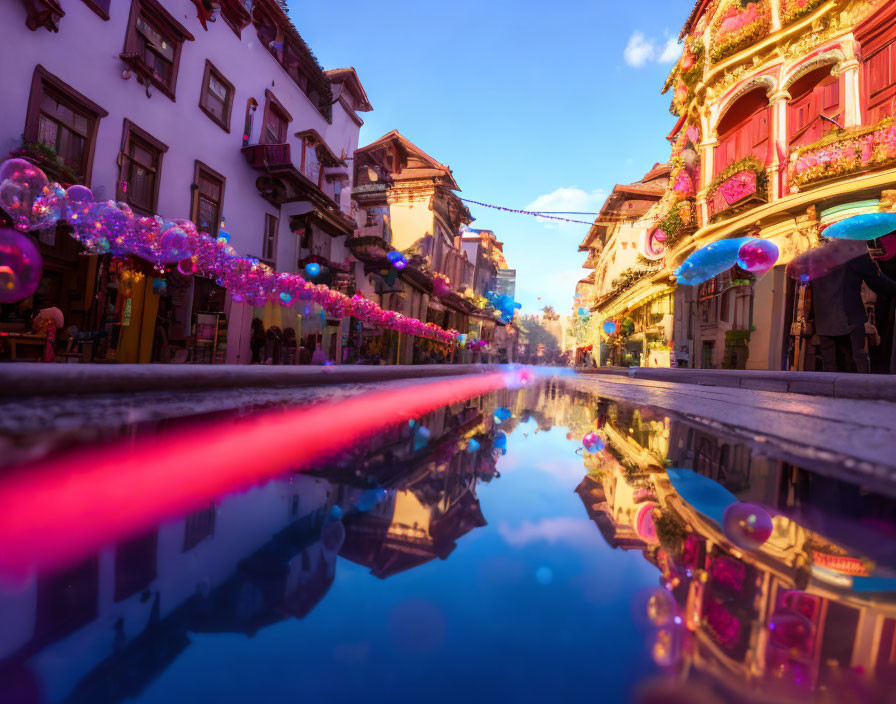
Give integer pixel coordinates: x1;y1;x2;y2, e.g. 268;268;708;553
498;517;601;548
624;31;657;68
659;36;682;63
623;31;681;67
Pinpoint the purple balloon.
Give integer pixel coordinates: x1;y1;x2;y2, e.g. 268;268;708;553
723;502;773;550
737;238;779;274
0;228;42;303
0;158;51;231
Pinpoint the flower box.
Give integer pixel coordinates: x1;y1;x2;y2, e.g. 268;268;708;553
709;0;771;64
789;118;896;191
707;158;768;219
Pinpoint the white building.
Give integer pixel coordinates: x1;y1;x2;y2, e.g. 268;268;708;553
2;0;371;363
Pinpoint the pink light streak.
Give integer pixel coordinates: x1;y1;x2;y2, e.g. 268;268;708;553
0;369;533;580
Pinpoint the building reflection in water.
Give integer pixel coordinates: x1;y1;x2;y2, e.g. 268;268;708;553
0;392;510;704
570;391;896;704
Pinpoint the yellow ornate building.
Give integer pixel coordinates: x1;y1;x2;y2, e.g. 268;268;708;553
582;0;896;371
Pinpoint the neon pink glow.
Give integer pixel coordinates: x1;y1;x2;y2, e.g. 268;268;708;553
0;370;530;580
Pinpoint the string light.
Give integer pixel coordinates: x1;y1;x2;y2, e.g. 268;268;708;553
460;198;595;225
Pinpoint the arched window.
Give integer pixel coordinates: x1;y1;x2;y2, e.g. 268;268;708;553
715;87;771;175
788;65;840;149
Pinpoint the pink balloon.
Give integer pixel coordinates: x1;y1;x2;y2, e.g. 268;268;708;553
737;238;779;274
723;502;773;550
0;228;43;303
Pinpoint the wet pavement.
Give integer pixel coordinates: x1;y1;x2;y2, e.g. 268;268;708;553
1;376;895;703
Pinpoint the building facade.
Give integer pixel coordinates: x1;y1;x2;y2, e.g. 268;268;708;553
581;0;896;373
2;0;370;364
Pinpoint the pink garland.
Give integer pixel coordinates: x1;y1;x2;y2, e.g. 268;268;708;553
1;159;461;344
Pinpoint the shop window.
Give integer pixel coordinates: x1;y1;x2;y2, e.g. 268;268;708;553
81;0;111;20
183;505;216;551
119;120;167;215
199;60;234;132
262;213;279;264
24;66;107;185
715;88;771;175
193;162;225;236
863;40;896;122
114;531;157;601
788;66;840;149
122;0;194;100
261;90;291;144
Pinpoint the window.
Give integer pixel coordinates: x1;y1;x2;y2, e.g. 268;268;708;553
242;97;258;147
114;531;157;601
119;120;167;215
199;60;234;132
261;90;291;144
788;66;840;149
35;558;99;642
25;66;107;185
262;213;279;263
715;88;771;175
864;41;896;122
193;162;225;236
122;0;194;100
183;505;216;551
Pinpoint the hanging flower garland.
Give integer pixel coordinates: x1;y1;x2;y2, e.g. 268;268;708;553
0;158;461;344
781;0;826;25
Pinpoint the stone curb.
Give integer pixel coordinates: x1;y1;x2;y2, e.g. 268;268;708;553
580;367;896;402
0;364;503;398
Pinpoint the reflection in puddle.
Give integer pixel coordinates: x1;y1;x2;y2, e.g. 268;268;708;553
0;382;894;703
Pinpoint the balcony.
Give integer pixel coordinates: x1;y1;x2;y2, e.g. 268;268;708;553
707;158;768;221
241;143;355;237
789;118;896;193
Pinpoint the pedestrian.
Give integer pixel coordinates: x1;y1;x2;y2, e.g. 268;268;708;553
812;247;896;373
250;317;266;364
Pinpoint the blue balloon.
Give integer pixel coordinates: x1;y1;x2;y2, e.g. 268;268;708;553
603;321;616;335
456;334;467;345
494;407;512;422
304;262;321;278
823;213;896;241
356;488;387;512
493;431;507;450
413;425;431;451
466;438;481;453
674;237;752;285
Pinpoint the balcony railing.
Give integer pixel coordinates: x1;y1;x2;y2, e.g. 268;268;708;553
241;143;292;170
789;118;896;192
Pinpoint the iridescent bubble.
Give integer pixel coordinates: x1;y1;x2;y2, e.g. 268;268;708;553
176;257;196;276
0;228;42;303
823;212;896;241
0;159;49;231
646;588;678;626
386;251;407;269
603;321;616;335
722;502;773;550
304;262;321;279
63;184;94;223
159;226;192;263
466;438;480;453
413;425;431;451
785;239;867;281
736;238;779;274
768;612;814;651
674;237;752;285
582;432;604;453
456;334;467;345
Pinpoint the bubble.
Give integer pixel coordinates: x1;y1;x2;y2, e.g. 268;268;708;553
63;184;94;223
456;334;467;345
0;228;42;303
603;321;617;335
413;425;431;451
329;504;343;520
494;407;512;423
823;212;896;241
736;238;779;274
785;239;867;281
674;236;752;285
535;566;553;585
386;251;407;269
278;291;292;305
408;419;416;428
159;226;192;263
177;257;196;276
646;588;678;626
722;502;773;550
768;612;814;651
493;431;507;451
0;159;50;231
466;438;480;453
304;262;321;279
582;432;604;453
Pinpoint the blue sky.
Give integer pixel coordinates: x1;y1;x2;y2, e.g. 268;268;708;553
289;1;689;314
